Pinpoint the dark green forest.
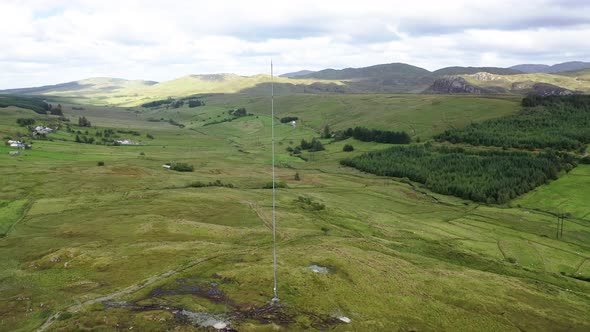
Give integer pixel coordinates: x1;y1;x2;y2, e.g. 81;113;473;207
436;95;590;151
0;95;51;114
335;126;411;144
341;145;577;203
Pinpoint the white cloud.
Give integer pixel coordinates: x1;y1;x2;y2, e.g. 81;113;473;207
0;0;589;88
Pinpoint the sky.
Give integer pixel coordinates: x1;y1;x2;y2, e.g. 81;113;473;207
1;0;589;88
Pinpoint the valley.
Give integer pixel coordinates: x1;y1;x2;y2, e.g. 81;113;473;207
1;90;589;331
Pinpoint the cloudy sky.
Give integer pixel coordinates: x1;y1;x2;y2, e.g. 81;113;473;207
1;0;589;88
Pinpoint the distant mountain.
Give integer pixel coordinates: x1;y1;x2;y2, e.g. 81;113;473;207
0;77;158;95
433;67;523;76
292;63;433;93
508;64;551;73
296;63;431;80
3;61;590;104
549;61;590;73
279;70;315;78
509;61;590;73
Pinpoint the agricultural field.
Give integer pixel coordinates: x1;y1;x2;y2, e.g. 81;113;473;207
513;165;590;219
0;93;589;332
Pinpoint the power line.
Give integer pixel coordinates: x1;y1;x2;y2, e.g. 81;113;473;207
271;60;279;303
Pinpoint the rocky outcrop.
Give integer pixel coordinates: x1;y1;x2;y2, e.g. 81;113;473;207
529;83;575;96
469;72;502;81
426;77;487;94
512;82;575;96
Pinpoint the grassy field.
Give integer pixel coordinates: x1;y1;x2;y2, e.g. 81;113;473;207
513;165;590;220
1;94;589;331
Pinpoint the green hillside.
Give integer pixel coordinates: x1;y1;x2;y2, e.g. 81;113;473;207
1;93;589;331
460;72;590;93
433;66;523;76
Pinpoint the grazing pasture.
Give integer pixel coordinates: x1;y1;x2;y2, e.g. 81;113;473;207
0;94;589;331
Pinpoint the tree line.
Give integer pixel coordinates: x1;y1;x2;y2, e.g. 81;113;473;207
287;138;325;156
436;95;590;151
341;145;577;204
334;126;411;144
142;97;204;109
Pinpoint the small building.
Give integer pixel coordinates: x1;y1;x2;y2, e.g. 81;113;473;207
8;140;25;149
33;126;54;135
162;164;171;169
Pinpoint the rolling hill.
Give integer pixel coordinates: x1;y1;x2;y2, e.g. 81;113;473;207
279;70;316;78
510;61;590;73
3;61;590;105
432;66;523;76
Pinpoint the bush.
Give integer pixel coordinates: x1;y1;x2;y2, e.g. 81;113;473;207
97;161;105;166
58;312;73;321
263;181;287;189
189;179;234;188
16;118;36;126
343;144;354;152
171;163;194;172
294;172;301;181
296;196;325;211
299;138;325;152
280;116;298;123
78;116;91;127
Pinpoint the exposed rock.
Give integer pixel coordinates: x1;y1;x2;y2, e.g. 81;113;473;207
469;72;502;81
50;256;61;263
426;77;487;94
307;265;329;274
511;81;533;90
529;83;575;96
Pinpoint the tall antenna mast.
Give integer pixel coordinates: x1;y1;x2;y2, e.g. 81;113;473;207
271;60;279;302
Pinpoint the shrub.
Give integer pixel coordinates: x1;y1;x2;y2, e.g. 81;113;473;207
263;181;287;189
16;118;36;126
171;163;194;172
189;180;235;188
294;172;301;181
296;196;325;211
58;312;73;320
78;116;91;127
343;144;354;152
97;161;105;166
280;116;298;123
